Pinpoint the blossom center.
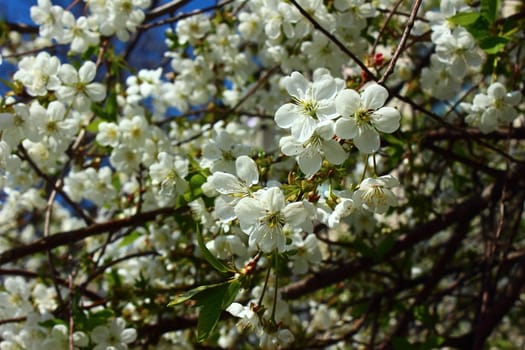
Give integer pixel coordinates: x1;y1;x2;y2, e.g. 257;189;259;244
362;185;386;206
297;98;318;118
46;120;59;133
355;109;372;126
305;133;322;150
13;114;25;127
263;211;285;229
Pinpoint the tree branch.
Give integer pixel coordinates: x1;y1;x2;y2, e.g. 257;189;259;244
378;0;423;84
288;0;376;81
0;206;183;265
144;0;192;21
281;181;501;300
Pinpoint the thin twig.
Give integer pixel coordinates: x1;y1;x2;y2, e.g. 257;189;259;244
17;145;93;225
371;0;404;55
288;0;376;81
144;0;192;21
173;65;280;147
139;0;235;31
378;0;423;85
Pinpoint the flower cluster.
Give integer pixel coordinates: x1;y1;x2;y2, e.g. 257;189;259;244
0;0;523;349
276;70;401;177
461;82;522;133
420;0;484;100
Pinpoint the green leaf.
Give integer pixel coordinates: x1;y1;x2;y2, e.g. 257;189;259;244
222;279;241;308
0;78;16;90
108;268;122;288
196;224;232;274
447;12;480;26
480;0;500;24
168;282;226;307
85;309;114;330
479;36;509;54
501;18;520;37
86;118;102;133
39;318;67;328
413;305;435;326
93;91;118;122
376;236;395;259
168;279;242;342
462;16;491;41
104;91;118;122
195;283;229;342
392;337;417;350
119;231;143;247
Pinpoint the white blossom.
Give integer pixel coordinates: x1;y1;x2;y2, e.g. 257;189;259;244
0;103;38;147
435;26;483;78
335;83;400;154
56;61;106;111
176;14;211;45
149;152;189;196
275;71;339;143
59;13;100;53
462;82;522;133
280;120;346;178
29;101;78;151
235;187;314;252
353;175;399;214
14;52;61;96
91;318;137;350
30;0;64;38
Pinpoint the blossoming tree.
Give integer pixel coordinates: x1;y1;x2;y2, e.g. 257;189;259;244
0;0;524;349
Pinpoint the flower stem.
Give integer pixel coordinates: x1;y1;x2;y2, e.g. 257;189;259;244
258;261;272;307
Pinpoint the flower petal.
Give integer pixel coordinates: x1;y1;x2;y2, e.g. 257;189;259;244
361;83;388;110
79;61;96;83
85;83;107;102
312;76;337;101
275;103;299;129
261;187;285;212
58;64;78;85
292;115;317;143
335;89;360;116
322;139;347;165
284;71;309;99
235;155;258;186
209;172;244;194
280;136;304;156
235;197;265;228
372;107;400;133
335;117;358;139
298;151;322;178
354;126;380;153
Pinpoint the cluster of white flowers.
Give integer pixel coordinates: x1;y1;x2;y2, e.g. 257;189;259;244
276;70;400;171
0;0;522;349
31;0;151;52
461;82;522;133
420;0;483;100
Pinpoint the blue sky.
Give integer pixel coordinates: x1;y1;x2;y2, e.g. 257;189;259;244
0;0;217;94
